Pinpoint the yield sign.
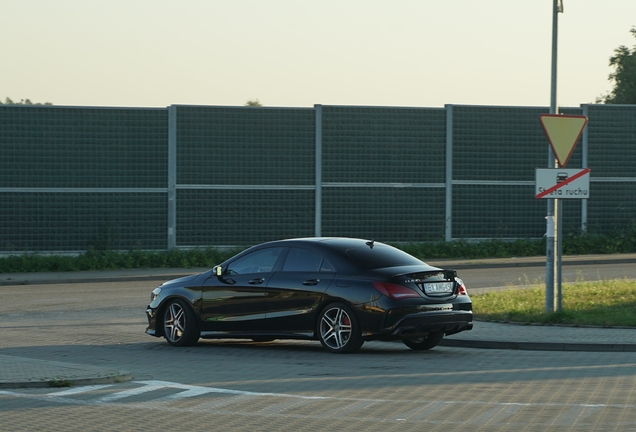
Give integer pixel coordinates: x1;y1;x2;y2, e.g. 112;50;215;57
539;114;588;167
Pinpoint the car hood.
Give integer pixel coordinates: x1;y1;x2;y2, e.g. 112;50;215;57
160;270;212;287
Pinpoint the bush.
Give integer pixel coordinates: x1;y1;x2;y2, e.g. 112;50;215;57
1;225;635;273
0;248;239;273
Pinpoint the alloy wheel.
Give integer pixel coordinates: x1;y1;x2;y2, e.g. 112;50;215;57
318;303;363;353
162;299;200;347
164;302;186;343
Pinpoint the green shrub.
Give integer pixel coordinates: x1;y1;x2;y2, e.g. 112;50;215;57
1;225;635;273
0;248;239;273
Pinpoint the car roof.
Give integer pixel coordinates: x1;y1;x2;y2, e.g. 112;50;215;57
252;237;383;264
235;237;428;272
277;237;380;249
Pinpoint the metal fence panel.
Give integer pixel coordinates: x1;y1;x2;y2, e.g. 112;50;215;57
586;104;636;178
1;103;635;252
322;186;447;242
584;104;636;234
0;106;168;252
321;106;446;183
175;106;315;185
451;105;584;238
0;106;167;188
172;106;316;246
587;182;636;233
176;189;315;247
451;106;583;180
320;106;447;242
0;192;167;252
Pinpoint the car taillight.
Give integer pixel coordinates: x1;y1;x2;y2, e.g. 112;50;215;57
373;282;421;299
456;278;467;295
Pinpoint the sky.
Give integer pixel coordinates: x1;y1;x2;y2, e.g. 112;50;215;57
3;0;636;109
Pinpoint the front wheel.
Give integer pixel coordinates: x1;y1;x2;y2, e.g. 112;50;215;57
402;331;444;351
163;299;200;347
317;302;363;354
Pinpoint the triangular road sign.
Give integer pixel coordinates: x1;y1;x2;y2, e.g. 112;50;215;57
539;114;588;167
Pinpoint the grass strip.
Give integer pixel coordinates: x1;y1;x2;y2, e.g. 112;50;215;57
471;279;636;327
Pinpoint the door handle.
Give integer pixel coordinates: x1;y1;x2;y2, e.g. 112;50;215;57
249;278;265;285
303;279;320;286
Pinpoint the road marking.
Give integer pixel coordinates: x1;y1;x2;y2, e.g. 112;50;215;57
97;383;166;403
132;380;329;400
1;381;635;427
151;386;218;403
45;385;112;397
2;382;635;410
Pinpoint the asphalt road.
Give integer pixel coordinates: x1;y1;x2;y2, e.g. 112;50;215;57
1;261;635;431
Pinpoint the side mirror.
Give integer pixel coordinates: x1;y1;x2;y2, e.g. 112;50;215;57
213;265;223;277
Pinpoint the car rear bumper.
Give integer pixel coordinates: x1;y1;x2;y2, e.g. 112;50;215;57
367;310;473;341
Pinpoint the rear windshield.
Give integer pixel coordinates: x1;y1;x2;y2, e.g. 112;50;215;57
346;244;423;270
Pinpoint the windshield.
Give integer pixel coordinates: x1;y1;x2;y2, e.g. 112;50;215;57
346;244;423;270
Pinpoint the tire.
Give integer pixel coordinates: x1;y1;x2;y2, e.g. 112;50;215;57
402;331;444;351
162;299;200;347
317;302;363;354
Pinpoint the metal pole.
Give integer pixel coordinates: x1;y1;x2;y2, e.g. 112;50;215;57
445;105;454;242
314;104;323;238
167;105;177;250
546;0;561;312
581;104;589;233
557;198;563;311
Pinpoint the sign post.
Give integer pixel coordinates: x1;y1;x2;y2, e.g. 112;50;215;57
538;114;588;312
545;0;562;314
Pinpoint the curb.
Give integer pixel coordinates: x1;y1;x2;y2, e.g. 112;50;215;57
2;255;636;286
429;256;636;270
0;355;133;389
0;372;134;389
0;273;194;287
440;339;636;352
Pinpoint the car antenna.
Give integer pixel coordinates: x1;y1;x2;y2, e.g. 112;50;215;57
366;239;374;249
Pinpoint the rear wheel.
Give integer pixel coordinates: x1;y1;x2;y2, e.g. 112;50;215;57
163;299;200;347
402;331;444;351
318;302;363;354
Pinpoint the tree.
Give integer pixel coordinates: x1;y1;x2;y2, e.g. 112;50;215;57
0;97;52;105
244;99;263;107
597;27;636;104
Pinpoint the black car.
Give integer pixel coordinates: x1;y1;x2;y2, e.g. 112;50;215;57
145;237;472;353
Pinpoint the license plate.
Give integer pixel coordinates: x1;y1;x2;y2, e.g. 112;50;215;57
423;282;453;294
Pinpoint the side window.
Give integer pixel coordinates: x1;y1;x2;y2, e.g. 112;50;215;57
226;247;284;275
283;248;335;272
